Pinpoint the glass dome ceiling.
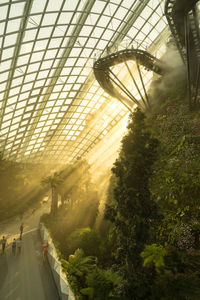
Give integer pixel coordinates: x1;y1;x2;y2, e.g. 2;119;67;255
0;0;169;164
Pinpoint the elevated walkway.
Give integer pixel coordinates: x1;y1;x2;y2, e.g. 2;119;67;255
165;0;200;107
93;49;171;109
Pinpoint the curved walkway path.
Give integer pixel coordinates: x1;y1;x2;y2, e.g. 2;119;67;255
0;204;60;300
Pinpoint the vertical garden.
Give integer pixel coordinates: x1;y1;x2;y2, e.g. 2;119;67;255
41;72;200;299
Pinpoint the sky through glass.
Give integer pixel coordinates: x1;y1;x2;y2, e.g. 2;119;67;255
0;0;169;164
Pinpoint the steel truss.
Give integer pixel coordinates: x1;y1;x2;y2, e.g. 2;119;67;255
93;48;171;110
165;0;200;109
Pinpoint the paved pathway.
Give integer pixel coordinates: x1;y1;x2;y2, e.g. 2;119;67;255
0;205;60;300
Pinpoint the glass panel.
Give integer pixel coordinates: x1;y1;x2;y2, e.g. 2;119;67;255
46;0;63;11
0;0;169;162
31;0;47;14
9;2;25;18
22;32;36;45
42;13;58;26
4;33;18;46
6;19;21;33
38;27;53;39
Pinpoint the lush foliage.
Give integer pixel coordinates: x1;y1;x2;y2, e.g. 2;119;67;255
43;159;122;299
103;72;200;299
43;160;100;256
141;244;166;271
66;228;102;258
0;155;49;220
43;69;200;299
61;248;96;296
81;267;122;300
105;108;160;299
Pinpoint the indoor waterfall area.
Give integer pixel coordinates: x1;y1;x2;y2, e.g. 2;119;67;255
0;0;200;299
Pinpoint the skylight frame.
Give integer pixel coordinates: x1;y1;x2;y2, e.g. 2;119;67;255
0;0;169;163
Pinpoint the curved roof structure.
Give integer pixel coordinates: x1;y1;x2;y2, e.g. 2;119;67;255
0;0;169;164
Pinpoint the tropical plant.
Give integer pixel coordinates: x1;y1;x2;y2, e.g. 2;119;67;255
81;267;122;300
41;71;200;299
67;227;102;258
41;172;63;214
141;244;166;272
151;272;200;300
105;108;160;299
61;248;96;296
61;248;96;277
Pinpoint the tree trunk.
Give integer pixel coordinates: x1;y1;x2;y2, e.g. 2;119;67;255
61;193;65;206
51;187;58;214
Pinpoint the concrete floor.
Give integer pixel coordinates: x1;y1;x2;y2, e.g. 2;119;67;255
0;204;60;300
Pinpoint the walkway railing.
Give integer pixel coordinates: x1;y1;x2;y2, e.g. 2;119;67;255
39;223;75;300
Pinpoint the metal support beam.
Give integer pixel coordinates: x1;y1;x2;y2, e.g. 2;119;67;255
136;61;150;108
0;0;34;133
192;6;200;62
108;69;140;106
124;61;148;109
184;15;192;110
194;65;200;104
108;78;136;111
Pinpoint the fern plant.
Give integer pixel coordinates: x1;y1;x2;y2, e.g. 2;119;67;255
81;267;122;300
61;248;96;277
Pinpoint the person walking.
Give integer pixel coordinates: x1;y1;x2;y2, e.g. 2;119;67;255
12;238;17;256
42;242;48;262
1;236;6;254
20;223;24;239
17;238;22;254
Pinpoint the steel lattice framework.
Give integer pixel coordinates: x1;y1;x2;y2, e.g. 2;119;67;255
0;0;169;164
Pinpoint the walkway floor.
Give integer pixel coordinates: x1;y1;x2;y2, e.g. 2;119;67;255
0;204;60;300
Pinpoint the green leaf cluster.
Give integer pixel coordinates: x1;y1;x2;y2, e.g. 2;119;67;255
81;268;121;300
105;108;160;299
141;244;166;271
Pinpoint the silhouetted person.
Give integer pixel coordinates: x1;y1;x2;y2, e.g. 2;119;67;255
43;243;48;262
1;236;6;254
12;239;16;256
20;223;24;239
